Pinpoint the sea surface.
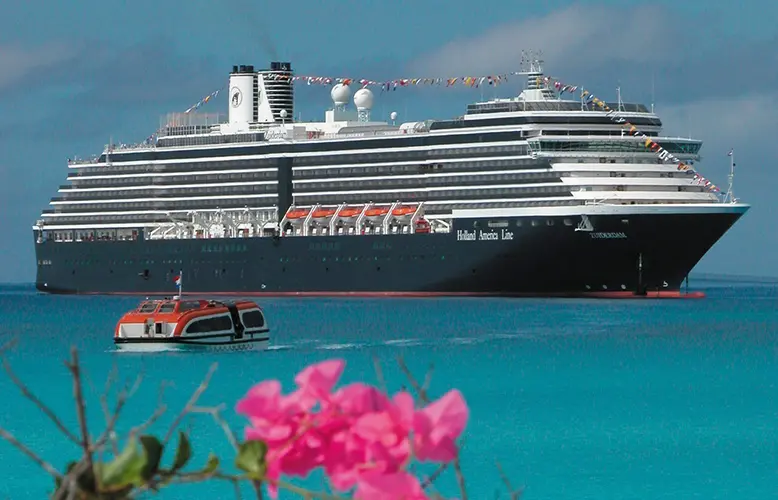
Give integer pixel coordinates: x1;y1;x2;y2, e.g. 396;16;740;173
0;283;776;499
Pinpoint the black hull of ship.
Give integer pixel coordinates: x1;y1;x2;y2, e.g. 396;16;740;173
34;209;745;298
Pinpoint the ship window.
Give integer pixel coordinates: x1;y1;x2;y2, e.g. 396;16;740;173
242;310;265;328
186;315;233;334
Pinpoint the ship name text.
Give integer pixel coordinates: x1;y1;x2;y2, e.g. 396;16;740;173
456;229;514;241
589;232;628;239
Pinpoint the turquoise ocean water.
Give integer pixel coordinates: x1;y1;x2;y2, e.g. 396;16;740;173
1;283;777;499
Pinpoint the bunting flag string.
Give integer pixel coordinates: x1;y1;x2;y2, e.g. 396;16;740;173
185;88;222;113
535;75;722;195
159;69;722;195
263;71;523;91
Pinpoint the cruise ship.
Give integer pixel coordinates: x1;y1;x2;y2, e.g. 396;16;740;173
32;59;749;297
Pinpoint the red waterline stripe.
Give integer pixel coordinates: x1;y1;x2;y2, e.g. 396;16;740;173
67;290;706;299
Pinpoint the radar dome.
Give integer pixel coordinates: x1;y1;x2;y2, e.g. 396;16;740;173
330;83;351;106
390;111;398;121
279;109;288;119
353;88;374;110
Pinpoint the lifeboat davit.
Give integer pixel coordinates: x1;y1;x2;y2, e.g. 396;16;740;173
113;298;270;352
286;209;310;219
392;205;417;216
312;208;337;218
365;207;389;217
339;207;363;218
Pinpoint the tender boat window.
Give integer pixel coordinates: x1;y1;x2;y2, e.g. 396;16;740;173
158;302;176;313
178;301;202;312
138;302;158;313
186;316;233;334
242;310;266;328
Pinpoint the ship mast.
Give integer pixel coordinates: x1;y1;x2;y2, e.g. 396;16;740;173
723;149;737;203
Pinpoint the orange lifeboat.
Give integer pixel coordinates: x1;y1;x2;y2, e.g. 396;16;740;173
286;209;310;219
392;205;417;216
365;207;389;217
414;218;431;234
339;207;363;217
312;208;336;218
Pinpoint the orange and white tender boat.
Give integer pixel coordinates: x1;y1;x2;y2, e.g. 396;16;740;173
113;297;270;352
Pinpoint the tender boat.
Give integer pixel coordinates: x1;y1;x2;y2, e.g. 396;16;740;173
113;297;270;352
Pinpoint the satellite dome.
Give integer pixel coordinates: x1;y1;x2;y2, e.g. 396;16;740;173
353;88;374;110
330;83;351;106
390;111;398;121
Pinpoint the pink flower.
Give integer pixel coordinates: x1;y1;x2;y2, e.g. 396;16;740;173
331;382;392;414
413;389;469;462
354;471;429;500
235;359;469;500
294;359;345;403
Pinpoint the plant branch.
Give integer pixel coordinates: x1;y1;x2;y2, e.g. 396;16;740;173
53;457;91;500
397;356;468;500
372;355;388;394
1;352;80;445
163;363;217;445
189;404;239;451
396;356;429;403
64;347;92;473
126;394;168;442
422;362;434;395
495;461;523;500
274;478;351;500
97;369;144;454
0;426;62;479
98;363;120;455
420;461;450;489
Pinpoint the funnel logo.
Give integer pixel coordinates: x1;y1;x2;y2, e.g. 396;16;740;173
230;87;243;108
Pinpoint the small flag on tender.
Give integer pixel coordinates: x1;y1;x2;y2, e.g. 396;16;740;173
728;148;734;156
174;274;182;287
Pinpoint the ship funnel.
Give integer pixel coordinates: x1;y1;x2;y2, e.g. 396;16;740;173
228;64;256;124
256;61;294;124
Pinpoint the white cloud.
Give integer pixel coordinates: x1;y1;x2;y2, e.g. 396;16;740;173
407;4;680;77
0;43;78;91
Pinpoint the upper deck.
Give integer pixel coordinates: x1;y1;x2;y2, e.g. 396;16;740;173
66;59;665;167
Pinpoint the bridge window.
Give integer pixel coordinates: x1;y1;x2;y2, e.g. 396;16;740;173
138;302;158;313
158;302;176;313
178;301;202;312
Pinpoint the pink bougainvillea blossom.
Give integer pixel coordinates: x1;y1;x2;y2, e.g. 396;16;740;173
235;358;468;499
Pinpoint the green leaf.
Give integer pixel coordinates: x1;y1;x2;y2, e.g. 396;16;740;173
98;437;148;490
171;431;192;472
235;440;268;480
200;453;220;474
139;435;164;480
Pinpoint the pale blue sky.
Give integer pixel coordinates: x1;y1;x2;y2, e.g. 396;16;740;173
1;0;776;282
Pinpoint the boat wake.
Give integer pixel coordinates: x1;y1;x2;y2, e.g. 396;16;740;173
107;332;541;354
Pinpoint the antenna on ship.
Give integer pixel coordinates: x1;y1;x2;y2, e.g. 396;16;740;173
650;71;655;113
724;148;737;203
